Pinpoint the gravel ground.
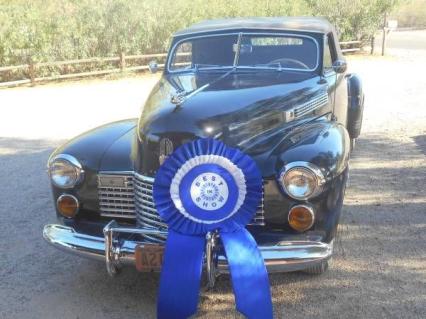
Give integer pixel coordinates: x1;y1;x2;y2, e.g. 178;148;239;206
0;33;425;318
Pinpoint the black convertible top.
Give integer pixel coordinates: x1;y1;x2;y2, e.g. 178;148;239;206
174;17;335;36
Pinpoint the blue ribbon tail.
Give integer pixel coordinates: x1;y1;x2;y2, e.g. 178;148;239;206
221;228;273;319
157;230;205;319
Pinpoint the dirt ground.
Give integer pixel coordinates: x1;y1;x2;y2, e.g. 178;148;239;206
0;31;425;319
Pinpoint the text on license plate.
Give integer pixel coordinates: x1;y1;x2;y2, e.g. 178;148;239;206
135;244;164;272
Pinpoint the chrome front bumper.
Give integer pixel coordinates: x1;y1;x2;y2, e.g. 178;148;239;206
43;221;333;286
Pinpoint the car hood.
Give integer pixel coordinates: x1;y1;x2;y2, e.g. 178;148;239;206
137;70;329;175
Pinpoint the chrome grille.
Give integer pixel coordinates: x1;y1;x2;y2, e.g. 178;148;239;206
98;174;135;219
98;172;266;243
134;173;265;242
133;174;168;242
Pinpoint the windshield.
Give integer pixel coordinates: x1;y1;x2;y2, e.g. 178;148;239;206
168;33;318;72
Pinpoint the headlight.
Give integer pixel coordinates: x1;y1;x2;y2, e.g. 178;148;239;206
48;154;84;188
279;162;325;200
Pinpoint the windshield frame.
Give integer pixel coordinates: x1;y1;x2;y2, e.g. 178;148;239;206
166;32;320;74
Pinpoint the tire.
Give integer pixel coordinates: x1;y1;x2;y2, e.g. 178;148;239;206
303;260;329;275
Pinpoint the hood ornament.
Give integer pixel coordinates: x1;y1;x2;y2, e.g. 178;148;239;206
170;90;187;105
159;138;174;165
170;83;211;106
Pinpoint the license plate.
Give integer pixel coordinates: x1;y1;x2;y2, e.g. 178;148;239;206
135;244;164;272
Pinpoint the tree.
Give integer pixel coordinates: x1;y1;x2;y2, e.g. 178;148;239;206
305;0;400;40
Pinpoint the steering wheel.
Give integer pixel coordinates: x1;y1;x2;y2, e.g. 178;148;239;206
268;58;310;70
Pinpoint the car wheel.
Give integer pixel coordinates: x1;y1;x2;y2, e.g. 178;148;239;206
303;260;329;275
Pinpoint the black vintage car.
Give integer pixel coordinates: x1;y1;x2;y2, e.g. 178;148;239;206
43;17;364;284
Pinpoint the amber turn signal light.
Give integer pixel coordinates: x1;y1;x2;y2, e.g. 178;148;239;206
57;194;79;218
288;205;314;232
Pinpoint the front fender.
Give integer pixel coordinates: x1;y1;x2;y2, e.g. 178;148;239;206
262;120;350;242
49;119;137;171
48;119;137;216
274;120;350;180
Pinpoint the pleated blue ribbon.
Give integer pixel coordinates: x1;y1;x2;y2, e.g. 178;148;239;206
153;138;273;319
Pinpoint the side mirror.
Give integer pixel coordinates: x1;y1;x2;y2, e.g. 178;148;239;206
148;60;158;74
332;59;347;74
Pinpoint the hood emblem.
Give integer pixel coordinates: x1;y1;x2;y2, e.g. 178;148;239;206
159;138;174;165
170;83;210;106
170;91;186;105
98;175;128;188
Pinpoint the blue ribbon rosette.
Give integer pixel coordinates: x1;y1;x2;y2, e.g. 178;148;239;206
153;138;273;319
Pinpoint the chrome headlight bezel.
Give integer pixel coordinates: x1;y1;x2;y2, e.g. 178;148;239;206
48;154;84;189
278;161;325;200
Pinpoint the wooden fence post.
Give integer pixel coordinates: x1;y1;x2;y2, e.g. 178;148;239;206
119;51;126;72
382;12;388;56
28;58;36;86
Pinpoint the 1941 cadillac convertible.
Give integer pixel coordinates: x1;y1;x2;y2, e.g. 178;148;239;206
43;17;364;285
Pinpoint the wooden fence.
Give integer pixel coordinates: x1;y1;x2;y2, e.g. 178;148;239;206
340;40;362;53
0;53;167;88
0;41;362;88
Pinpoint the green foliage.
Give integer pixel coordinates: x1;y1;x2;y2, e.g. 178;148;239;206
0;0;400;72
306;0;400;41
391;0;426;28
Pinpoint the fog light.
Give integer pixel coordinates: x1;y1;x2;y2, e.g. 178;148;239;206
288;205;314;232
57;194;79;218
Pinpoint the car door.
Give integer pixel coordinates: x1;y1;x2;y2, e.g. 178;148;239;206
323;33;348;126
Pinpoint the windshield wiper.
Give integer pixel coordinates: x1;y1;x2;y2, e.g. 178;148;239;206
194;63;231;70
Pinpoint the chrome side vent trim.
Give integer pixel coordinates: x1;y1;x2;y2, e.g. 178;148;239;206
284;92;328;122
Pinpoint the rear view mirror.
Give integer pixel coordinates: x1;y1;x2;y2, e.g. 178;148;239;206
232;43;253;54
148;60;158;73
332;59;347;74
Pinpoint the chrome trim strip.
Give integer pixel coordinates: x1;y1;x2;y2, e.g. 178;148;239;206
98;170;135;175
134;183;153;194
174;27;324;37
136;174;155;183
167;32;320;74
284;92;328;122
97;212;136;219
43;223;333;283
100;202;134;208
99;207;134;212
48;154;83;169
99;190;134;197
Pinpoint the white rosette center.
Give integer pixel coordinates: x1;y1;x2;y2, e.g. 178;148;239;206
170;155;247;224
